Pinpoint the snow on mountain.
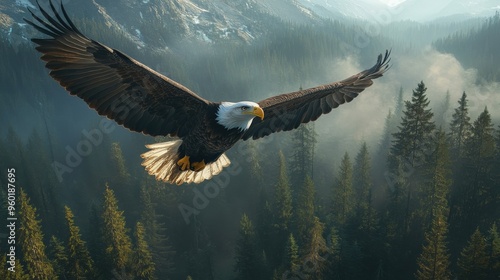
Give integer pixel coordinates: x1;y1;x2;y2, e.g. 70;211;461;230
1;0;498;49
391;0;499;22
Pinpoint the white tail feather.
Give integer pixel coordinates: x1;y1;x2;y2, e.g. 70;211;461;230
141;140;231;185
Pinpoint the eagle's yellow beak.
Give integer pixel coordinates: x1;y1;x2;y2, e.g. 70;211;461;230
250;106;264;120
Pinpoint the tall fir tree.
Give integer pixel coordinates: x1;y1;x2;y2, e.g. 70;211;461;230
458;228;490;280
353;142;376;232
415;210;451;280
65;206;95;279
303;216;328;279
420;129;451;226
290;122;317;184
101;186;133;276
0;255;28;280
294;176;315;247
487;223;500;278
140;185;174;277
391;80;435;167
284;233;299;273
18;189;56;280
448;91;472;158
48;236;68;279
274;151;293;231
332;152;353;226
132;222;156;280
386;81;435;279
461;108;496;233
234;214;260;280
271;151;293;266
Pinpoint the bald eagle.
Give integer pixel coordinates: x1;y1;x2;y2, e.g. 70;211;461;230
26;1;390;185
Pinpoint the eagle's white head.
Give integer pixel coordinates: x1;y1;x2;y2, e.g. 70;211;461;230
216;101;264;131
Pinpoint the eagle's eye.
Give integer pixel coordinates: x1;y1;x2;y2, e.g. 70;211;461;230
240;106;250;111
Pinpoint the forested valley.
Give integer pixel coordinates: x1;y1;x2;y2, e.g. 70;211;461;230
0;7;499;280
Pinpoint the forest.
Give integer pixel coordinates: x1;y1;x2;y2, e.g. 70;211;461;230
0;5;499;280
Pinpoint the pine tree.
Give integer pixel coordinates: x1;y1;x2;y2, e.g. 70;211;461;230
435;90;450;127
487;223;500;278
274;151;293;231
386;81;435;278
0;255;28;280
290;122;317;184
18;189;56;280
110;142;130;182
461;108;496;232
303;216;328;279
65;205;95;279
234;214;260;280
458;228;490;280
394;86;405;119
48;236;68;279
353;142;376;232
271;151;293;266
415;210;451;280
332;152;353;225
294;176;315;246
420;130;451;226
448;91;472;158
101;186;133;275
133;222;156;280
140;185;174;277
284;233;299;273
392;81;435;167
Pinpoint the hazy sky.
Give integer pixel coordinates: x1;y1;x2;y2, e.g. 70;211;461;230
378;0;406;7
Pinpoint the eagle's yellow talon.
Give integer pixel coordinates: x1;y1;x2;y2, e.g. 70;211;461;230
177;155;190;171
191;160;206;172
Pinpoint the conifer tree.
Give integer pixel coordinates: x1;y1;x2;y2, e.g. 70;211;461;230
284;233;299;273
271;151;293;266
133;222;156;280
256;188;273;253
274;151;293;231
110;142;130;182
420;130;451;225
394;86;405;119
0;255;28;280
290;122;317;183
303;216;328;278
461;108;496;231
234;214;260;280
353;142;377;232
48;236;68;279
388;80;435;231
458;228;490;280
65;205;95;279
415;210;451;280
294;176;315;246
392;81;435;167
487;223;500;278
332;152;353;225
101;186;133;275
448;91;472;158
18;189;56;280
140;185;174;277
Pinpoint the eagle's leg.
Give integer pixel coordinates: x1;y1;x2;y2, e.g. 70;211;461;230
177;155;190;171
191;160;206;172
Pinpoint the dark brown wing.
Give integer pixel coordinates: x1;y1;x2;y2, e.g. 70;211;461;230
242;50;390;140
25;0;210;137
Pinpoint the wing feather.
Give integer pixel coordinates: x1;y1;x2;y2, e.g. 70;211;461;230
242;50;390;140
26;0;210;137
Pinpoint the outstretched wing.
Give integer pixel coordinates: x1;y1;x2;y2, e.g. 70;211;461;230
25;0;210;137
242;50;390;140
